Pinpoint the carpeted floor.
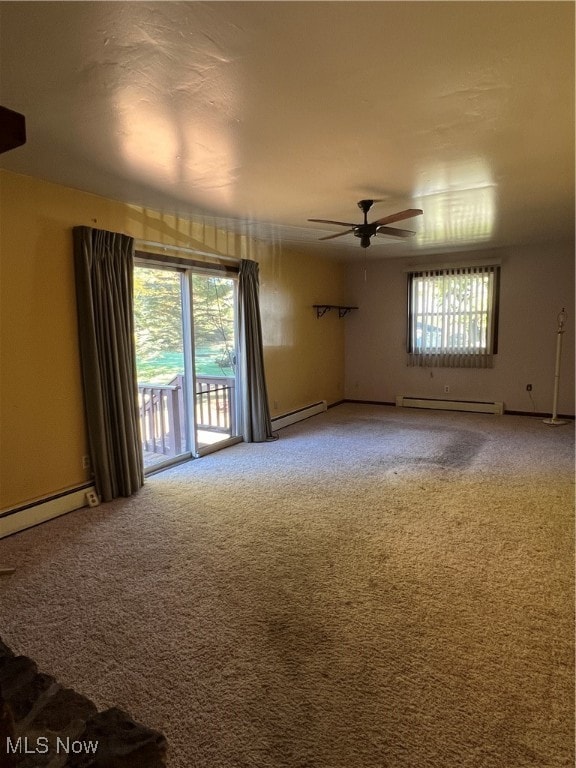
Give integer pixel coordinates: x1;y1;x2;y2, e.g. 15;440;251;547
1;404;574;767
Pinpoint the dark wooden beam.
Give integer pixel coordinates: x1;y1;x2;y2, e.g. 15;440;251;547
0;106;26;154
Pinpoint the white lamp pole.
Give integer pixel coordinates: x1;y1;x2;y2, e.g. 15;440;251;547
543;308;568;426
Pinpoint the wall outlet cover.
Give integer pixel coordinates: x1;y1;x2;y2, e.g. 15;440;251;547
85;491;100;508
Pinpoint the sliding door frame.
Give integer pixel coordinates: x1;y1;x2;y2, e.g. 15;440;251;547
135;250;241;471
189;268;242;458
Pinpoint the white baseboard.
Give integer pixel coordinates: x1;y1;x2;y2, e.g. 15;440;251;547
0;486;95;539
396;396;504;415
271;400;327;431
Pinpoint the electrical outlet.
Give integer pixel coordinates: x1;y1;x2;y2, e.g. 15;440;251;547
444;385;450;393
85;491;100;508
526;384;532;391
82;455;91;469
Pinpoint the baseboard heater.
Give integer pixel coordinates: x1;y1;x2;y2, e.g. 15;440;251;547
396;396;504;415
0;484;95;540
271;400;327;430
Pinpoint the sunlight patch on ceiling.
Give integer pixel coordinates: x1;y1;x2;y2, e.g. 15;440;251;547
415;159;496;248
115;83;239;208
116;87;179;180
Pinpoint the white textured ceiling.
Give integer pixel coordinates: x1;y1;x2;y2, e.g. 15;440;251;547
0;1;574;259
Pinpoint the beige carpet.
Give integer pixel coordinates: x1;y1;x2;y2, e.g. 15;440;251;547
1;404;574;767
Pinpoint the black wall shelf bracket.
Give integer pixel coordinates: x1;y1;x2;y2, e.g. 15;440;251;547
313;304;358;319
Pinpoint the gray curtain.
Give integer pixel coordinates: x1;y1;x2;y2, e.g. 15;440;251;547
237;259;275;442
73;226;144;501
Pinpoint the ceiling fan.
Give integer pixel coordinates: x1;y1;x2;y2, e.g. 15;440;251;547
308;199;423;248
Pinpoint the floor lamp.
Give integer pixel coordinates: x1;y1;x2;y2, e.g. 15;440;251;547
543;308;568;426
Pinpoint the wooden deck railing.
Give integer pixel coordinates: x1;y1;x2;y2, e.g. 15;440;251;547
138;374;235;458
138;375;185;457
195;376;236;434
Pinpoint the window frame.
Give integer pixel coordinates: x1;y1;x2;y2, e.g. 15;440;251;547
406;264;500;362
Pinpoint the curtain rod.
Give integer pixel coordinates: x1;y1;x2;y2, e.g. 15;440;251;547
136;239;242;264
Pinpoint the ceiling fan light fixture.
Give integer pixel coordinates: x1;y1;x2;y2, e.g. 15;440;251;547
359;233;371;248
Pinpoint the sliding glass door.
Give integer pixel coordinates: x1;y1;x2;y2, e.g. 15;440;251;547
134;263;239;471
192;273;238;454
134;265;189;470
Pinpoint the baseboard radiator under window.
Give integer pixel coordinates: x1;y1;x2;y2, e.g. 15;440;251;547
396;396;504;415
271;400;328;430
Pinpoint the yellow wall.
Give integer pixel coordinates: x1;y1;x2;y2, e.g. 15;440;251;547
0;170;346;510
257;241;346;416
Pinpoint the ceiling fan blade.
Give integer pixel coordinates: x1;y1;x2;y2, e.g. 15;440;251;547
308;218;357;227
372;208;423;226
376;226;416;238
318;229;355;240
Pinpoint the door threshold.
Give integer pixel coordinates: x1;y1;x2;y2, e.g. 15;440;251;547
195;436;243;458
144;452;193;476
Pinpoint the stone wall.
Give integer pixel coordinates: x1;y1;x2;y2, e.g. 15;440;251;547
0;637;167;767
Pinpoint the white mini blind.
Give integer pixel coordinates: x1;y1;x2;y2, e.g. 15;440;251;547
407;265;499;368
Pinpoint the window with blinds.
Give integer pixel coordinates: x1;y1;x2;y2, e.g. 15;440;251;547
407;265;499;368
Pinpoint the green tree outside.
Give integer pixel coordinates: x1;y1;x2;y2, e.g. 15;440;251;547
133;266;235;384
